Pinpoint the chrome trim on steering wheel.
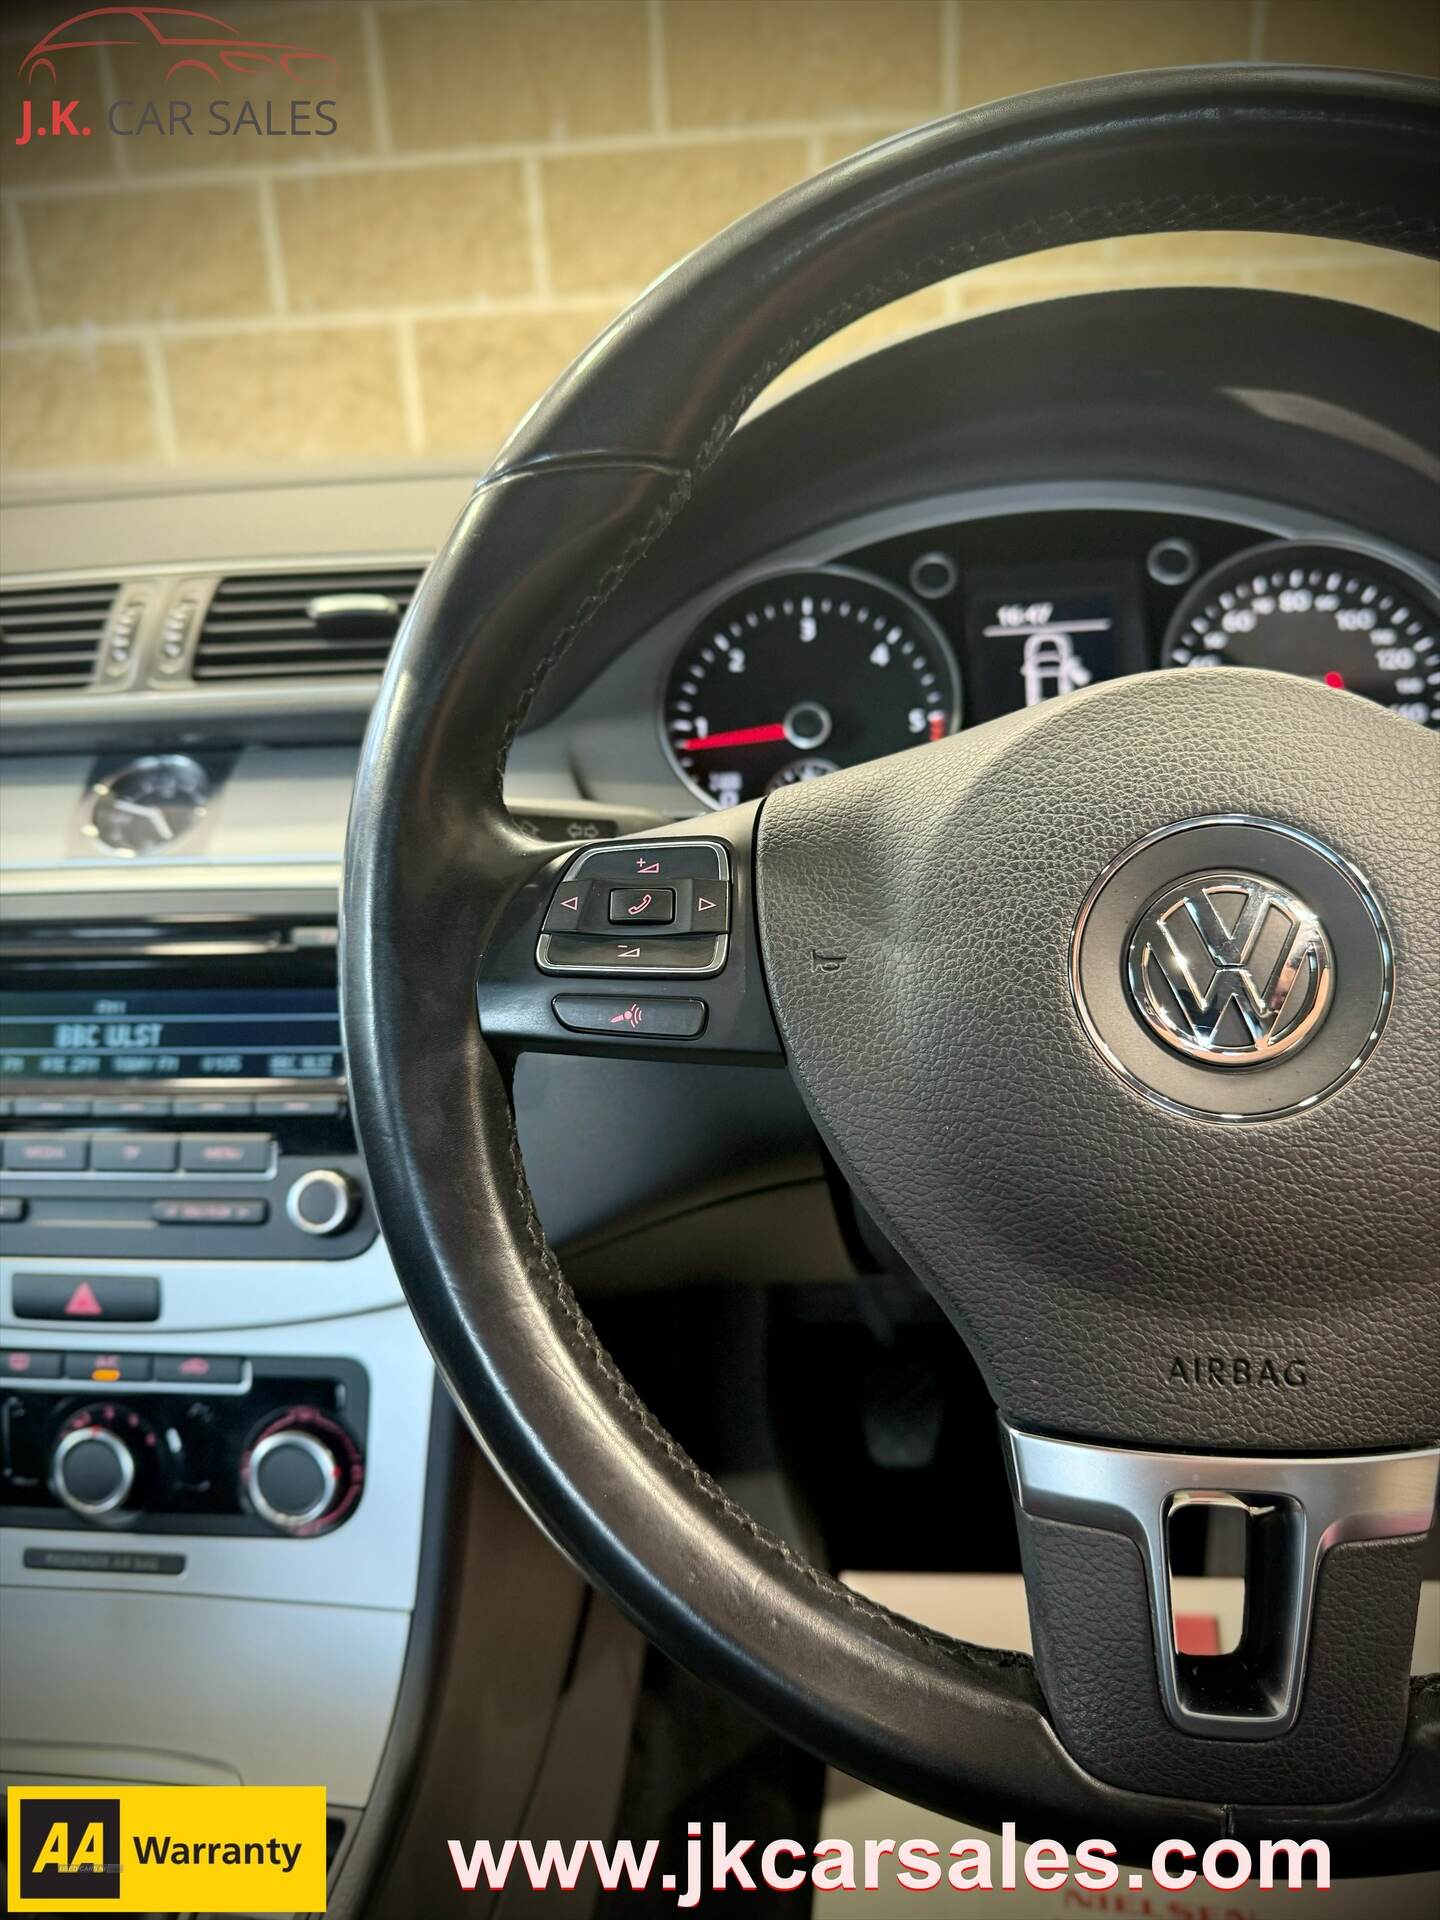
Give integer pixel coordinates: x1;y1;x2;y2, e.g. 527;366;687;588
1006;1425;1440;1740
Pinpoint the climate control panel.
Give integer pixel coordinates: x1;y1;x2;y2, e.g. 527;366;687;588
0;1354;366;1537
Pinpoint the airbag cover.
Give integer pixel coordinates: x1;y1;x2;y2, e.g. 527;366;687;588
754;667;1439;1450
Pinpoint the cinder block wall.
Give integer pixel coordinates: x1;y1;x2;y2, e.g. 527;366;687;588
2;0;1436;483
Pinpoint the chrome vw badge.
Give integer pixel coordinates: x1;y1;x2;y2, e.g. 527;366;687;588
1126;874;1334;1065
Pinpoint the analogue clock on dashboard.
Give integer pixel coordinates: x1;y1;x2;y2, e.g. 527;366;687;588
83;754;212;857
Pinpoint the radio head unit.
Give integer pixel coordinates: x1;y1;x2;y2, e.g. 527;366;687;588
0;901;371;1263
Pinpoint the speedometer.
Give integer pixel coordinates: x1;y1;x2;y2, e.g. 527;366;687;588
1161;541;1440;728
662;567;960;808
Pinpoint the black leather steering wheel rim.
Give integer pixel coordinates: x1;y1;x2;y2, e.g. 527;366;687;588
342;65;1440;1867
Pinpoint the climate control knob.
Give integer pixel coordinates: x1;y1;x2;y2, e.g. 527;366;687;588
239;1408;363;1535
51;1423;136;1521
285;1168;359;1237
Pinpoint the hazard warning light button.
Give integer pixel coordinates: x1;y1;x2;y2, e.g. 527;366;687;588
11;1273;160;1323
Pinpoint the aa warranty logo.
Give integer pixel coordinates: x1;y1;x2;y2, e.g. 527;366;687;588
9;1784;327;1913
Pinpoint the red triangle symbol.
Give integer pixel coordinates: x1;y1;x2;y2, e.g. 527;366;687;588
561;895;580;912
697;896;715;913
64;1281;104;1317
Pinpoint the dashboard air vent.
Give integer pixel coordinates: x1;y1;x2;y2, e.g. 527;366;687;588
0;581;118;690
193;565;425;680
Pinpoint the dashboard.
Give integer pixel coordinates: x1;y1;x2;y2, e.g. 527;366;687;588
1;284;1437;1865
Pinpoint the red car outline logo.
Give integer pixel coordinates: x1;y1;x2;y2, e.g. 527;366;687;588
19;6;334;85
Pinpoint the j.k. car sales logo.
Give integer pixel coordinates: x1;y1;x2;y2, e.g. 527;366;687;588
15;6;338;149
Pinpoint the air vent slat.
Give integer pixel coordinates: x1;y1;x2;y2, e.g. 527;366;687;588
201;618;409;639
193;657;398;680
0;581;117;690
1;642;101;662
1;641;108;656
203;621;340;639
1;610;120;634
0;594;117;617
213;572;421;598
194;565;424;682
209;593;417;612
200;636;395;657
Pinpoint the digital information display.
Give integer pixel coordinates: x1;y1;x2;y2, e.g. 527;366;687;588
964;580;1128;720
0;988;342;1083
975;587;1121;718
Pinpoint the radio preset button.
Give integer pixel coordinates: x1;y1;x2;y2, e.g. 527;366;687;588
174;1097;256;1118
14;1097;92;1118
91;1135;179;1173
93;1096;173;1118
255;1096;341;1117
4;1135;88;1172
180;1134;272;1174
0;1197;27;1222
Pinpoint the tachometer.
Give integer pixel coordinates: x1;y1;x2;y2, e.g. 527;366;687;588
1161;542;1440;728
662;567;960;808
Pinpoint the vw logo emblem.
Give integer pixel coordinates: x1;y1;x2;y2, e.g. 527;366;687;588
1126;874;1334;1065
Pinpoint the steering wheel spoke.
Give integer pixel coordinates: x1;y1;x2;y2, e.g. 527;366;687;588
1009;1425;1440;1801
478;800;783;1063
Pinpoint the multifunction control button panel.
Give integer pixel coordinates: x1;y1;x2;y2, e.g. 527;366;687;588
479;811;782;1061
537;841;731;976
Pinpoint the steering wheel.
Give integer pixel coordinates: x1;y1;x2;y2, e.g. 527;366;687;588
343;66;1439;1869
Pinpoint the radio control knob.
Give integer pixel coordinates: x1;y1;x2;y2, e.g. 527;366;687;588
242;1427;341;1534
285;1168;358;1237
51;1424;136;1521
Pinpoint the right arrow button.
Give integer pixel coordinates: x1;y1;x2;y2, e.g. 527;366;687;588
688;881;730;931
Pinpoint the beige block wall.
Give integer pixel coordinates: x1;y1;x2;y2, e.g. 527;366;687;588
0;0;1435;483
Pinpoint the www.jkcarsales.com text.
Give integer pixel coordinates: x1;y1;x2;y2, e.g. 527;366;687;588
448;1821;1330;1903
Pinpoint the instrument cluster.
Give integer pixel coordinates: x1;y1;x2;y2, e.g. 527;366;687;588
659;508;1439;808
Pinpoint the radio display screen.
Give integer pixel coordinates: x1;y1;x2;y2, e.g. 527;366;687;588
0;988;342;1083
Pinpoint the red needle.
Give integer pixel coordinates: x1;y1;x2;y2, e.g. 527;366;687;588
679;722;787;751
